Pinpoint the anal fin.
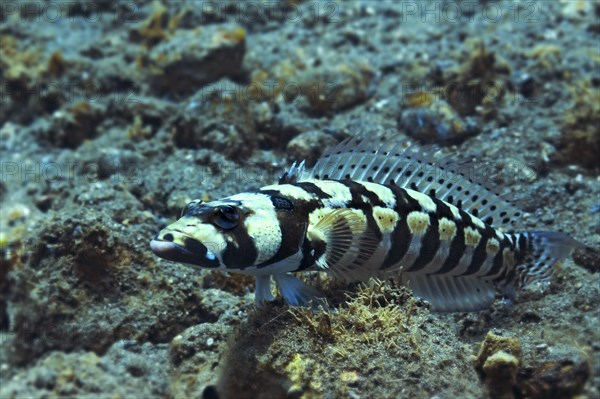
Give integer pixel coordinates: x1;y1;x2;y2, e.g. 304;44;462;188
405;273;496;312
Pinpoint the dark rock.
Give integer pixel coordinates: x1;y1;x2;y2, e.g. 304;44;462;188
517;73;537;99
169;81;257;159
97;149;142;180
398;99;478;145
147;25;246;97
573;246;600;273
296;64;376;116
516;349;591;399
37;102;105;149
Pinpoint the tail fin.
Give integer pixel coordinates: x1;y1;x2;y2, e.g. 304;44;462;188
514;231;583;289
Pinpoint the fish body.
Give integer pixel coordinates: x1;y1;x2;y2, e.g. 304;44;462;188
150;138;582;311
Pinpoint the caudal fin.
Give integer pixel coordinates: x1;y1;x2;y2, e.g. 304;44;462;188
514;231;583;289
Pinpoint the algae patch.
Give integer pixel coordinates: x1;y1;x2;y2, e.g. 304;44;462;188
216;280;482;399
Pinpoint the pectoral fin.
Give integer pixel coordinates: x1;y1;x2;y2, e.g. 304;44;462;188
307;208;380;282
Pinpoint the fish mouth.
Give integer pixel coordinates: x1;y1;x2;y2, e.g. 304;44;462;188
150;231;220;268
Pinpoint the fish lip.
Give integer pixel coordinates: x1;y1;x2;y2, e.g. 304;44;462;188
149;239;200;265
150;238;195;257
150;235;219;268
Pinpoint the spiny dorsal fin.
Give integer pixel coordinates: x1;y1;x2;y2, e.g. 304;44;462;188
307;208;380;282
279;160;306;184
303;136;524;231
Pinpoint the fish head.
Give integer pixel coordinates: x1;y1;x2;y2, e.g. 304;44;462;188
150;193;303;272
150;199;235;269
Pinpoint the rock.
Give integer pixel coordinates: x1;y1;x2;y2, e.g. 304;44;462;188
39;101;105;148
147;25;246;97
516;354;591;399
516;73;537;99
0;342;170;398
169;322;231;398
474;332;523;399
3;201;229;366
561;0;594;20
169;80;257;159
97;148;143;180
473;332;591;399
217;282;483;399
482;351;520;399
107;96;176;141
398;98;478;145
572;246;600;273
170;323;228;366
474;331;523;373
425;43;511;118
296;64;376;116
555;82;600;170
286;130;337;165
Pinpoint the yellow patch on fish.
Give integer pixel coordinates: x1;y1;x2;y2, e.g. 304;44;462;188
372;206;399;234
486;238;500;255
464;227;481;247
438;217;457;241
407;211;430;235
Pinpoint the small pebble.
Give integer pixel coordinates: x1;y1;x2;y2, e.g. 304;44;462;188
535;344;548;351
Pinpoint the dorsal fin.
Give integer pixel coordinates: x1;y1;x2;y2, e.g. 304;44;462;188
302;136;525;231
279;160;306;184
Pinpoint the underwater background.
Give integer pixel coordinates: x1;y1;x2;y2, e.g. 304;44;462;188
0;1;598;398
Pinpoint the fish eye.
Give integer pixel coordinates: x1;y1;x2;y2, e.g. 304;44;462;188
212;205;239;229
181;199;203;217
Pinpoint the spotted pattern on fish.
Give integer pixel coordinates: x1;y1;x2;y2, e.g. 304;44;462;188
150;137;584;312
